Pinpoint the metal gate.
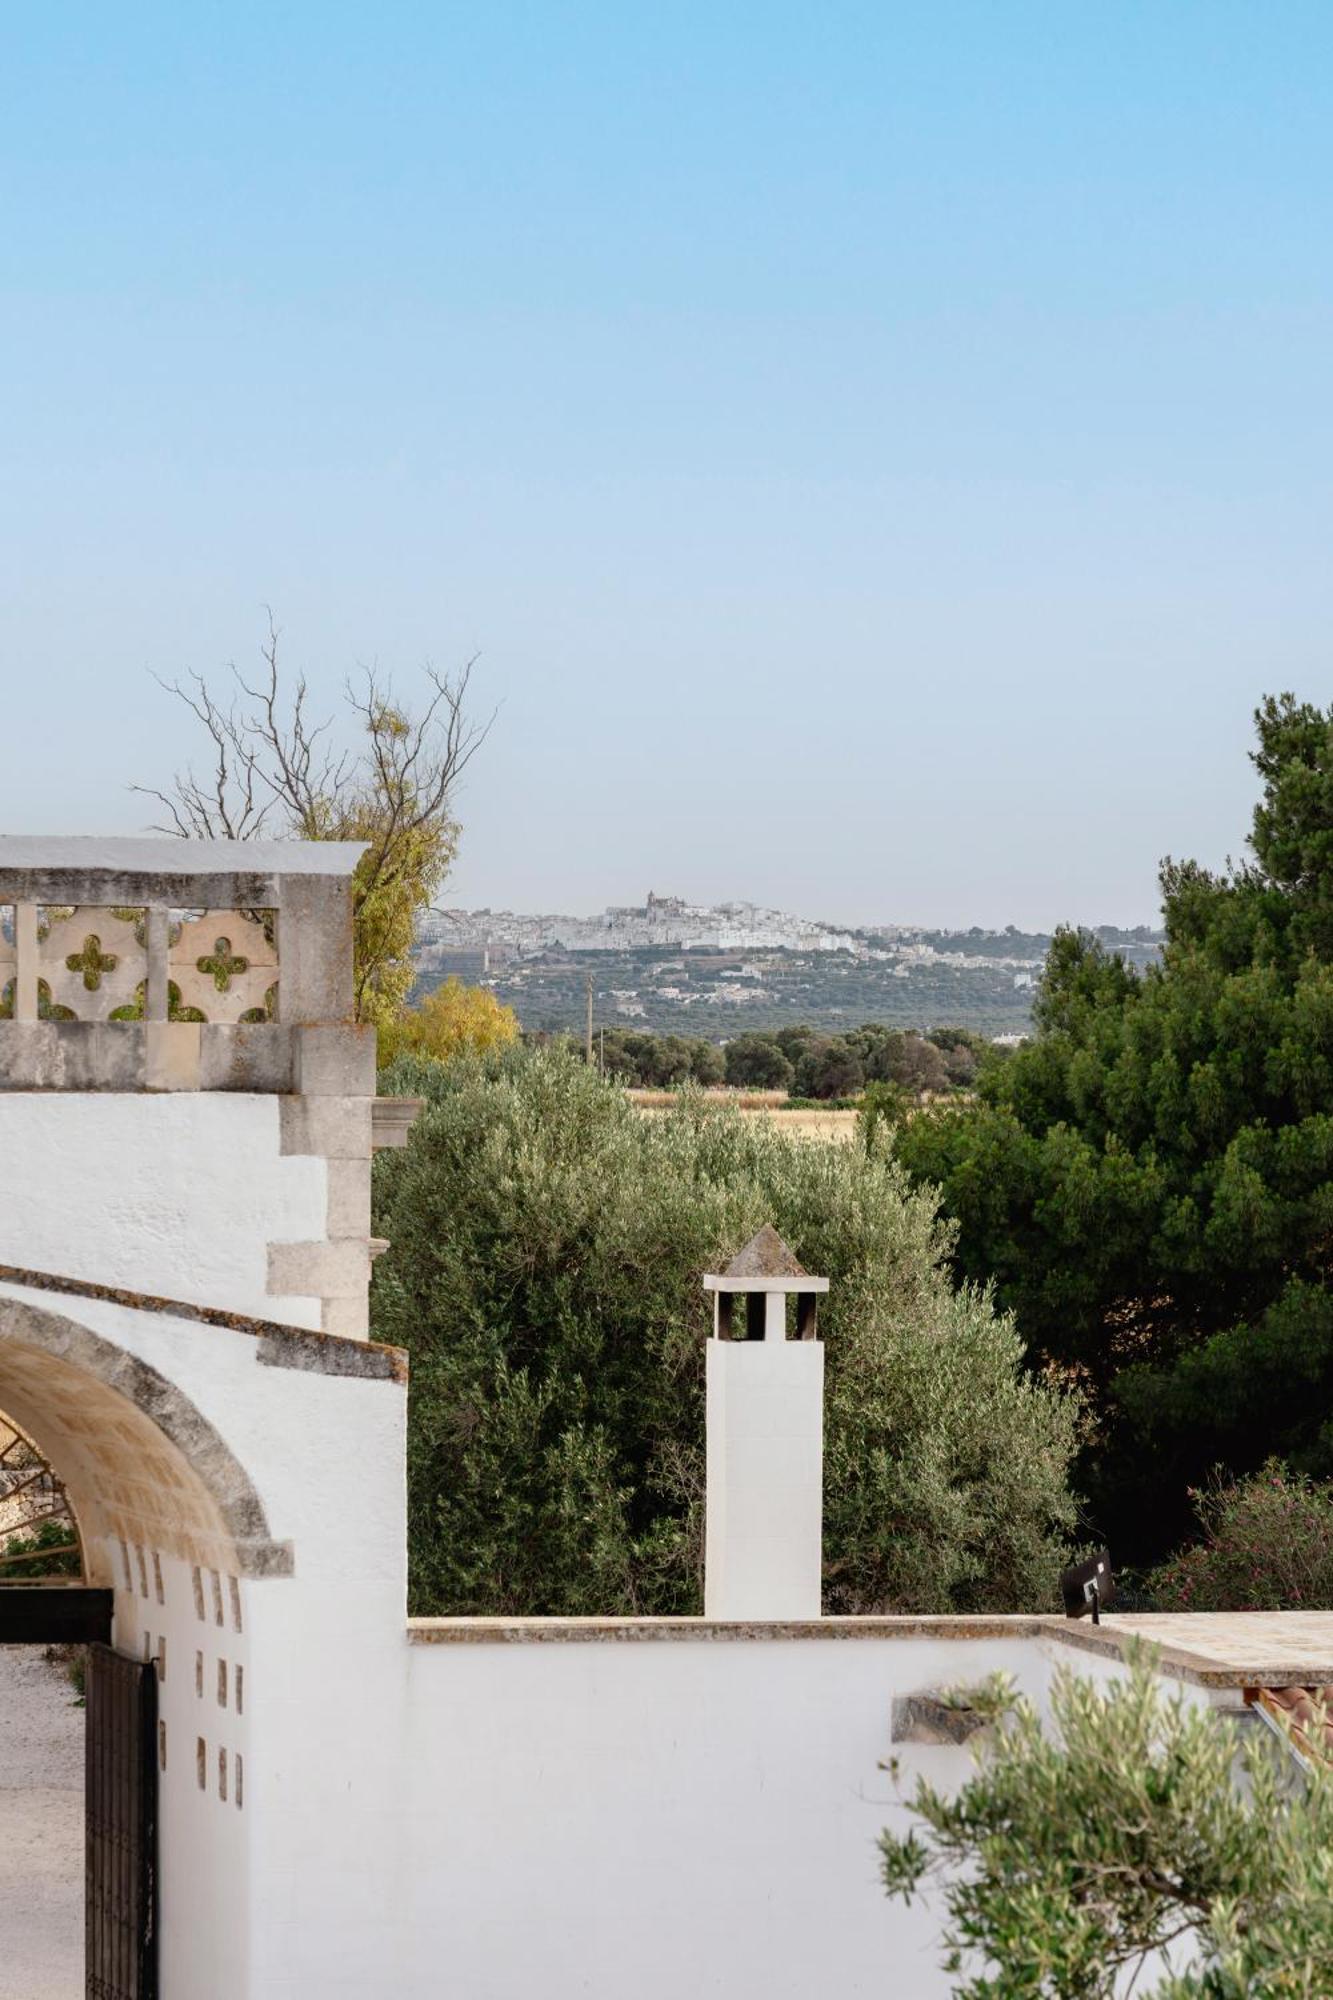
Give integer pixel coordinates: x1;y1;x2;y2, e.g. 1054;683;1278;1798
86;1643;158;2000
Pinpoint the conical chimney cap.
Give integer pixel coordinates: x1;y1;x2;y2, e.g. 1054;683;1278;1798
703;1225;829;1295
724;1225;807;1280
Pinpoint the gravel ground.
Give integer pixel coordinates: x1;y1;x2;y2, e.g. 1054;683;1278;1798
0;1646;83;2000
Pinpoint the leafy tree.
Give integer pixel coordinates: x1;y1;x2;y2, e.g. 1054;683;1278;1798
141;617;490;1026
372;1045;1077;1616
927;1025;990;1088
649;1035;711;1087
592;1029;723;1087
882;1644;1333;1998
893;695;1333;1560
724;1033;795;1091
688;1038;726;1086
1149;1460;1333;1612
859;1079;910;1147
859;1028;952;1095
379;978;519;1067
790;1035;865;1100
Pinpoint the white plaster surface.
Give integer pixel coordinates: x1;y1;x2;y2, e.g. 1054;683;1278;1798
706;1337;824;1619
0;1093;328;1324
393;1632;1036;2000
0;1283;1222;2000
0;1280;407;1999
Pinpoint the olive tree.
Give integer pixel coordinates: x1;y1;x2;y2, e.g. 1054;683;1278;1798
372;1045;1078;1616
882;1644;1333;1997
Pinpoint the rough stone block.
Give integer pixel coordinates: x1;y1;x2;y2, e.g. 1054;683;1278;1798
371;1097;425;1150
198;1025;296;1093
294;1024;378;1097
325;1158;373;1238
276;877;355;1023
279;1095;373;1161
891;1693;994;1746
145;1022;201;1092
267;1238;370;1301
319;1294;371;1341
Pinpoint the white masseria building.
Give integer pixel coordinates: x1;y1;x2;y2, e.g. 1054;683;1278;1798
0;835;1322;2000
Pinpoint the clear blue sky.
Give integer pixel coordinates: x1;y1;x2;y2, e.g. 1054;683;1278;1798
2;4;1329;928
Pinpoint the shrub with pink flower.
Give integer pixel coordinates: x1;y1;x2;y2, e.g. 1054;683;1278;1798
1149;1459;1333;1611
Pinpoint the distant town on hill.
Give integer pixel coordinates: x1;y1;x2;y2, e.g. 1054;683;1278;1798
414;892;1163;1040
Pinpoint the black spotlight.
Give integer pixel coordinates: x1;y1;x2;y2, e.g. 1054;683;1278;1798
1060;1550;1114;1626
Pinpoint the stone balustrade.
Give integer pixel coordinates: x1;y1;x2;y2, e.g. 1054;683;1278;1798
0;837;372;1095
0;904;280;1026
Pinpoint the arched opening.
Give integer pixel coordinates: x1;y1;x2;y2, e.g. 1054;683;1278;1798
0;1293;285;1587
0;1291;278;2000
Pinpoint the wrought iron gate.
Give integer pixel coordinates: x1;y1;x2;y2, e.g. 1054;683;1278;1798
86;1643;158;2000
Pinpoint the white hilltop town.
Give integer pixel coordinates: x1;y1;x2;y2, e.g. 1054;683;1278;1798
416;893;1164;1040
425;889;861;958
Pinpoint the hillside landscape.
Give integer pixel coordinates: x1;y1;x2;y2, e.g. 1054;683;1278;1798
415;895;1163;1037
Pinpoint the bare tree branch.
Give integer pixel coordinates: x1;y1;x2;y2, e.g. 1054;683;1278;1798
137;621;496;1024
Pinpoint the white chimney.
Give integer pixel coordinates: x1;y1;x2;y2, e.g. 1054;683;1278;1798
703;1226;827;1621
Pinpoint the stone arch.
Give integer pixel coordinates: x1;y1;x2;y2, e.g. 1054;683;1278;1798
0;1292;291;1585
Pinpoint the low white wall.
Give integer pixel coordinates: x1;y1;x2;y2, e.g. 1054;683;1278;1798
0;1093;327;1323
0;1275;1229;2000
386;1630;1063;2000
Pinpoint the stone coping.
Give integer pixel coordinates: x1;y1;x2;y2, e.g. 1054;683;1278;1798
0;1265;408;1384
407;1614;1055;1648
0;834;366;908
0;833;367;875
405;1611;1333;1687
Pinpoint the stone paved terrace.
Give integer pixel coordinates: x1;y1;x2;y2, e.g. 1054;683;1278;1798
1084;1611;1333;1686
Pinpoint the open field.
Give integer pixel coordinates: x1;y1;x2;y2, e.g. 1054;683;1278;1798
627;1089;859;1144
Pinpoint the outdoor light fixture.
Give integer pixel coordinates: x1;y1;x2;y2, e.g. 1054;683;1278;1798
1060;1550;1115;1626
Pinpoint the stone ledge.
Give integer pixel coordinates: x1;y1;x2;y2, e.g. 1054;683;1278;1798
372;1096;425;1149
404;1612;1333;1685
0;1263;407;1384
407;1615;1051;1646
0;1024;386;1096
0;1022;296;1093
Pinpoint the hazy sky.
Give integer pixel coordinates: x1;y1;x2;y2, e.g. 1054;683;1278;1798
2;5;1330;929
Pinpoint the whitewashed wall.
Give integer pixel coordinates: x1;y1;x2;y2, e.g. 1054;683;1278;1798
0;1093;328;1323
384;1629;1080;2000
0;1278;408;2000
0;1282;1228;2000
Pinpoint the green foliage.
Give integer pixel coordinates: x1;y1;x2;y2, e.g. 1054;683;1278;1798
372;1046;1078;1616
379;977;519;1067
530;1023;988;1101
724;1033;795;1090
1149;1460;1333;1612
860;1027;952;1094
1;1516;81;1578
859;1078;910;1145
790;1034;866;1099
882;1643;1333;1998
893;694;1333;1561
573;1028;726;1088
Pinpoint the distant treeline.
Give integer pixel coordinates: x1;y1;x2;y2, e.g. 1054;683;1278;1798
536;1022;1001;1100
